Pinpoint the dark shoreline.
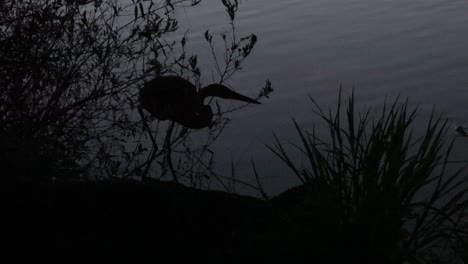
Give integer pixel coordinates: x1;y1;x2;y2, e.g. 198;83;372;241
6;179;396;262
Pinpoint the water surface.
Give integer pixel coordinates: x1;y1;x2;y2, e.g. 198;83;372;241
173;0;468;195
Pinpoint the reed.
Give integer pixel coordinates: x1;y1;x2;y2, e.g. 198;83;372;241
268;90;468;263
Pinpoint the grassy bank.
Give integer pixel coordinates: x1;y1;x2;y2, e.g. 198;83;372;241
6;93;468;262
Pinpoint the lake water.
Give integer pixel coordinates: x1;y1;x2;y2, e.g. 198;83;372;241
169;0;468;196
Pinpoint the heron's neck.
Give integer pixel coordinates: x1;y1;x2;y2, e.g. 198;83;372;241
199;84;229;98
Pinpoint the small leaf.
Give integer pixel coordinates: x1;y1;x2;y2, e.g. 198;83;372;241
189;55;198;69
139;3;145;18
181;36;186;47
204;30;212;43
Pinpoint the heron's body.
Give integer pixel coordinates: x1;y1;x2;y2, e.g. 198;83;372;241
139;76;260;128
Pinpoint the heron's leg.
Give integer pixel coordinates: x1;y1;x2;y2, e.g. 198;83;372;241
138;107;158;180
163;121;179;184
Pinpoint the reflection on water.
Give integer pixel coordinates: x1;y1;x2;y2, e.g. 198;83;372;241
173;0;468;195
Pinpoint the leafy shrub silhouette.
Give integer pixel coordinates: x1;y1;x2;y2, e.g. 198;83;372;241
0;0;269;186
269;91;468;262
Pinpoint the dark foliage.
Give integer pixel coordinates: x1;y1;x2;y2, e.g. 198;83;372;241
0;0;269;187
269;92;468;263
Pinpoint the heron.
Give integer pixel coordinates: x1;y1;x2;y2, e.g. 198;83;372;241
139;75;260;129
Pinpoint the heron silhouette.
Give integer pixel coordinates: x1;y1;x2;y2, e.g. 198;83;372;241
139;75;260;129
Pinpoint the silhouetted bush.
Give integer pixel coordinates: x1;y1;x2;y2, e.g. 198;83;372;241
0;0;268;185
269;92;468;263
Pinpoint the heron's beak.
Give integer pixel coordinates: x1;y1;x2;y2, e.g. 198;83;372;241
202;84;261;104
220;88;261;104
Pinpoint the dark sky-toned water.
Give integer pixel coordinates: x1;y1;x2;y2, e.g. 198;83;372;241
169;0;468;196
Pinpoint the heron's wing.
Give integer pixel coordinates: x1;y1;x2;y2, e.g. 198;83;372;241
140;76;199;119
